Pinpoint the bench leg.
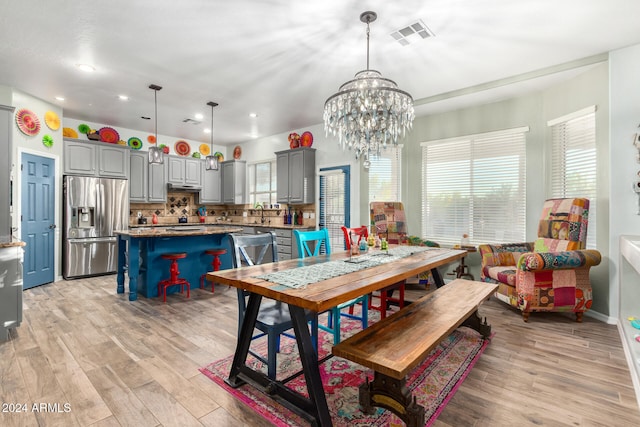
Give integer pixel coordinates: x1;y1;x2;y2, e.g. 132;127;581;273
359;373;425;427
462;309;492;339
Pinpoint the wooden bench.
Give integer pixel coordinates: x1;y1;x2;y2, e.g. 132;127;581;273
332;278;498;426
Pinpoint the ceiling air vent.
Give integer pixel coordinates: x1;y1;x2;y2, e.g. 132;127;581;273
390;19;434;46
182;118;201;125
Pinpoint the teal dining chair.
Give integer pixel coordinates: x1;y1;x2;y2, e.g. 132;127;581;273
293;228;368;345
230;231;318;379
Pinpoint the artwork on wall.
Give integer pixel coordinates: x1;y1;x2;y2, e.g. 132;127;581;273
15;108;40;136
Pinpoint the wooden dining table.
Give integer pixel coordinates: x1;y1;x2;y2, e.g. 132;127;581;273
206;246;466;426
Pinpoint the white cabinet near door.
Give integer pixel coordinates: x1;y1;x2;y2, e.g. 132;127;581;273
221;160;246;204
276;147;315;204
168;156;202;187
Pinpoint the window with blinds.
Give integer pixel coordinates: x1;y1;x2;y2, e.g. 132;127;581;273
368;145;402;205
319;166;350;251
548;106;597;248
248;160;276;205
421;127;528;246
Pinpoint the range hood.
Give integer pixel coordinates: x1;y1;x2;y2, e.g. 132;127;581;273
167;183;202;192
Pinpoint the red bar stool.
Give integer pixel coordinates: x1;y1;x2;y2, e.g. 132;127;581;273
158;253;190;302
200;248;227;293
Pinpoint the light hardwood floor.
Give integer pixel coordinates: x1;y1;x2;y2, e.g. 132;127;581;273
1;276;639;427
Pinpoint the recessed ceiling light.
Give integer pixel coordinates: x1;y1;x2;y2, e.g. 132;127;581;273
118;95;129;101
55;96;65;101
249;113;258;118
76;63;96;72
195;113;204;120
204;128;211;134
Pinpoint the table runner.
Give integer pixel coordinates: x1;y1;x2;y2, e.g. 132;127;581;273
254;246;433;289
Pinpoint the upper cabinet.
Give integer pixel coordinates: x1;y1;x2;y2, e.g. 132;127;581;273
167;156;202;187
129;151;167;203
200;166;222;204
64;138;129;179
276;147;315;204
221;160;246;204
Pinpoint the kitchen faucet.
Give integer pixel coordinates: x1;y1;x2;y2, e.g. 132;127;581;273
256;204;266;223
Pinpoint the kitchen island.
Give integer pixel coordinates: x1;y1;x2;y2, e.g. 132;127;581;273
115;225;242;301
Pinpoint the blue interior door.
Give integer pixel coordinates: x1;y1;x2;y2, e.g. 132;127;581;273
21;153;55;288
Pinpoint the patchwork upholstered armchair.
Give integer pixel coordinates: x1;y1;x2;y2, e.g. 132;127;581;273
479;198;601;322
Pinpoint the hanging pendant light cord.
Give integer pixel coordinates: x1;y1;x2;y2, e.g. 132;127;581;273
210;105;214;150
365;18;370;70
154;89;158;140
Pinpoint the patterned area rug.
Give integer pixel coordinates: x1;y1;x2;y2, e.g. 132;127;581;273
200;314;492;426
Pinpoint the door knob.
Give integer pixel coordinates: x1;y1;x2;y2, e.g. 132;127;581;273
49;224;57;229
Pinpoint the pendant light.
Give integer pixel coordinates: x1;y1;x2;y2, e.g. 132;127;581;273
148;84;164;164
323;11;414;169
205;101;219;170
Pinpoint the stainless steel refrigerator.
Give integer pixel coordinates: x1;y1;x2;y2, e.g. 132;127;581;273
63;175;128;279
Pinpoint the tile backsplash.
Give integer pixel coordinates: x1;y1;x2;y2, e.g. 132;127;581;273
130;192;315;227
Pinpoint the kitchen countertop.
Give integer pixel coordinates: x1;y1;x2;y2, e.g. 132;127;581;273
116;226;243;237
0;237;26;248
128;223;314;230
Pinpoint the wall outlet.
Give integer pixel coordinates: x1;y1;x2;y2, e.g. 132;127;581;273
310;212;315;219
303;212;310;219
243;211;248;217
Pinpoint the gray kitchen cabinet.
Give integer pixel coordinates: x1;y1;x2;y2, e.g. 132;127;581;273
0;245;24;341
200;166;222;204
148;161;167;202
129;151;167;203
275;147;315;204
0;104;14;240
168;156;202;186
64;138;129;178
255;227;313;260
64;139;97;175
221;160;246;204
129;151;148;202
98;145;129;178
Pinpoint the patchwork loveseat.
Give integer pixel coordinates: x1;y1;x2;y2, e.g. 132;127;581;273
478;198;601;322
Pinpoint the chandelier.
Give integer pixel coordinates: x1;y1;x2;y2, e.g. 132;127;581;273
205;101;219;170
148;84;164;164
323;11;415;169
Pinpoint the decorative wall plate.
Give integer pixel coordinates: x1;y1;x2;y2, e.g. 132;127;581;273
213;151;224;162
300;131;313;147
44;111;60;130
233;145;242;159
128;137;143;150
175;140;191;156
42;134;54;147
63;127;78;138
147;135;156;144
99;127;120;143
199;144;211;156
16;108;41;136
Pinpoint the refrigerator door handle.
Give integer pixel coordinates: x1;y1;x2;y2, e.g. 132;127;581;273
68;237;118;244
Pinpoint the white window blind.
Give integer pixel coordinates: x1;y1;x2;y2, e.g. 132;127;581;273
368;145;402;205
548;106;597;248
248;160;276;205
421;127;528;246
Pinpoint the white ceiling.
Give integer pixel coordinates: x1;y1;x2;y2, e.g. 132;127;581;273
1;1;639;146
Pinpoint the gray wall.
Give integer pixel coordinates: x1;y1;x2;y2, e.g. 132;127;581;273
366;62;611;316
